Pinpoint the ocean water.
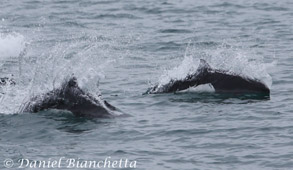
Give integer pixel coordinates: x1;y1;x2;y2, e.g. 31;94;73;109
0;0;293;169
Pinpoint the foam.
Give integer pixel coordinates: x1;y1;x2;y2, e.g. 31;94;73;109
0;33;26;59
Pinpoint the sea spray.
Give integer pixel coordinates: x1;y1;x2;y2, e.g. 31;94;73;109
153;41;273;92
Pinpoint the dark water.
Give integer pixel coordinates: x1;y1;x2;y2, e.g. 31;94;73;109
1;0;293;169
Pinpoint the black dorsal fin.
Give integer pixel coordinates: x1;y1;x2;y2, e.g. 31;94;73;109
67;77;78;87
61;77;78;91
198;59;212;70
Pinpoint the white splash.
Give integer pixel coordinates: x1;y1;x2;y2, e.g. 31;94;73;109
157;55;199;88
0;32;26;59
155;42;274;91
200;45;273;88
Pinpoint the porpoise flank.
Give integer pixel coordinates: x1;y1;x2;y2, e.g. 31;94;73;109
147;59;270;94
22;77;118;118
